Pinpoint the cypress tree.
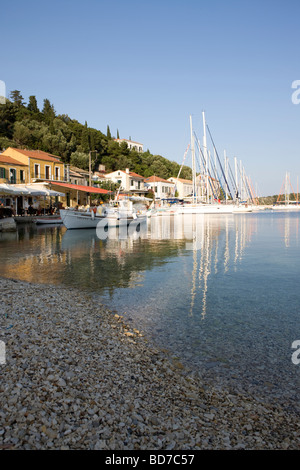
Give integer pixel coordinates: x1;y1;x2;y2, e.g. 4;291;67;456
27;95;39;113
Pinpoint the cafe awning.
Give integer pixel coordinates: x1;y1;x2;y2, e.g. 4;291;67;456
50;182;109;194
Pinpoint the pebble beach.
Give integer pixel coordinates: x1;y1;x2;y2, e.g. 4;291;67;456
0;276;299;450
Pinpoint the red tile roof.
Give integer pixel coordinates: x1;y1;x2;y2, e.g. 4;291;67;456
4;148;61;162
169;177;193;184
145;175;174;184
129;171;144;179
51;182;109;194
0;155;27;166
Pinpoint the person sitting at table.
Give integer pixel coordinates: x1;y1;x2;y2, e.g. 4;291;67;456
28;204;35;215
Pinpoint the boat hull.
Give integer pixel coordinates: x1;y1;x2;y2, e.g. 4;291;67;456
60;209;146;230
175;204;233;214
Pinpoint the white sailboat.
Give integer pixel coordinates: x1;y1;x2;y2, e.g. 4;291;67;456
273;172;300;210
174;113;234;215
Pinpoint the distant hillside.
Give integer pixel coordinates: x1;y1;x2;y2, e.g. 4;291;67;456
258;194;300;205
0;90;193;180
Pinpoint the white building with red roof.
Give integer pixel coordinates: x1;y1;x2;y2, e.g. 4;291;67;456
145;175;175;199
105;168;147;195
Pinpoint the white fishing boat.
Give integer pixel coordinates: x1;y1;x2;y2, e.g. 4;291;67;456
60;199;146;230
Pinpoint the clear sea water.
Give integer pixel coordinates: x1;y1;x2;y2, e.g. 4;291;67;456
1;211;299;411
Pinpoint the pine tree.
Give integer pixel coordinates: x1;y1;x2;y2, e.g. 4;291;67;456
10;90;24;106
117;129;120;139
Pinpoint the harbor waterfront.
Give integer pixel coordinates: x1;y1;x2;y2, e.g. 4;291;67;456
0;210;300;449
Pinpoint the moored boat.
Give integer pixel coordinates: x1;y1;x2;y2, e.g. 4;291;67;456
60;199;147;230
35;216;63;225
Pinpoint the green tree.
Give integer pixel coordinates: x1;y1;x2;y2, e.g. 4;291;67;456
27;95;39;113
81;121;90;153
69;151;89;170
13;121;32;146
107;125;111;139
10;90;25;107
42;98;56;121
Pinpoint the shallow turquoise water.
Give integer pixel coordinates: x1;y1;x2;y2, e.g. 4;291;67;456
1;211;299;410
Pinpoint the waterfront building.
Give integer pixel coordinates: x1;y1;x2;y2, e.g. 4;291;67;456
145;175;175;199
105;168;148;197
1;147;65;184
0;154;28;185
167;177;193;199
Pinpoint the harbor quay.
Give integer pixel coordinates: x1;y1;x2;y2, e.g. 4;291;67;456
0;275;299;450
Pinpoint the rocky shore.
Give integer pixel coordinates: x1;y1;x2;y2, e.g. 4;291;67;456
0;276;299;450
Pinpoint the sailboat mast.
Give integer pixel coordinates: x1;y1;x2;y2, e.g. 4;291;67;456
202;111;209;203
224;150;228;203
190;115;196;203
234;156;238;202
240;160;243;201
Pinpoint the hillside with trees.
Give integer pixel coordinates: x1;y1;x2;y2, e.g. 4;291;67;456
0;90;193;181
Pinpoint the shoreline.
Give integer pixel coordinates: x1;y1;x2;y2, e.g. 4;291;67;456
0;275;299;450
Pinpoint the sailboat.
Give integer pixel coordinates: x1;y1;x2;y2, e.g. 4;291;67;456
273;172;300;211
175;113;233;215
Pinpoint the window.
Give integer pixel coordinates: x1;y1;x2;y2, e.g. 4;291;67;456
9;168;16;184
45;165;51;180
55;166;60;180
0;167;6;179
34;164;40;178
20;170;25;183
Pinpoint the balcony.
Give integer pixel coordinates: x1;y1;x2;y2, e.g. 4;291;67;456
30;172;66;182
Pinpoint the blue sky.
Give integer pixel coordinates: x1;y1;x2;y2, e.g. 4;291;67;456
1;0;300;195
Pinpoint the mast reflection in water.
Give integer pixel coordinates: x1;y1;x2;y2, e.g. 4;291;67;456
0;211;299;411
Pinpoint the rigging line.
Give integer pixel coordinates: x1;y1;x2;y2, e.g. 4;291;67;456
240;166;252;201
176;143;190;180
244;175;254;202
206;124;233;200
227;160;238;195
194;132;227;199
194;135;220;200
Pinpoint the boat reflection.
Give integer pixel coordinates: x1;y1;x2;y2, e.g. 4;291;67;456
0;212;298;317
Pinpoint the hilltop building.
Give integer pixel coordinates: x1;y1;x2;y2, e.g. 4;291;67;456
114;139;143;153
